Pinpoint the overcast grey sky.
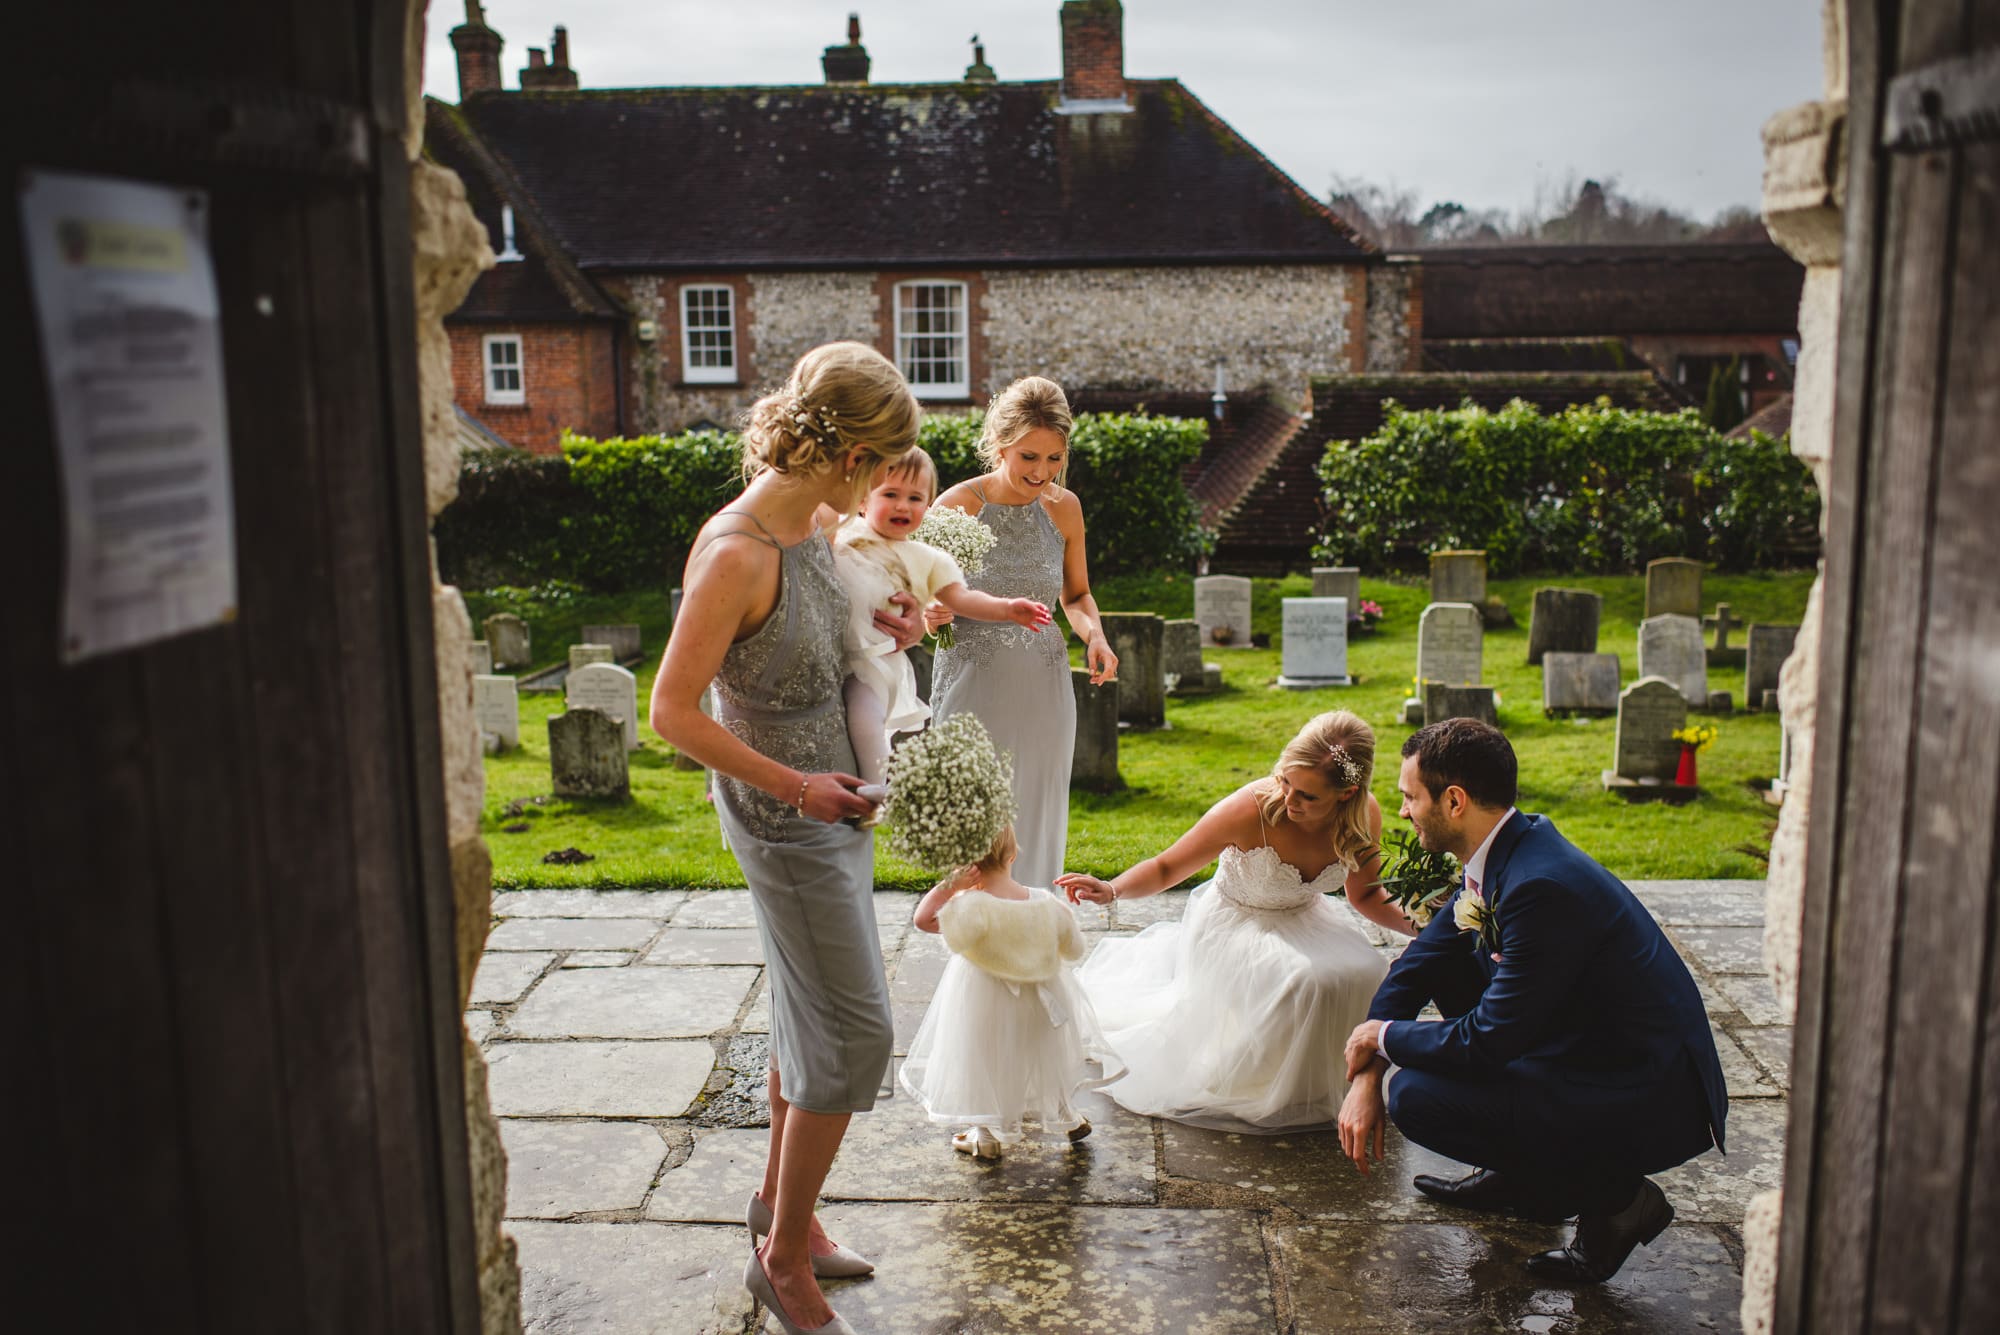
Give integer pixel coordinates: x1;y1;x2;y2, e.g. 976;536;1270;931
423;1;1826;221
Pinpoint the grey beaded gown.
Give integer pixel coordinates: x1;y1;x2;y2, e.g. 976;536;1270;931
708;517;893;1115
931;488;1076;886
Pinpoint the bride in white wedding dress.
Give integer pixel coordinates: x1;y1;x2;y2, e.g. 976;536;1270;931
1056;711;1422;1132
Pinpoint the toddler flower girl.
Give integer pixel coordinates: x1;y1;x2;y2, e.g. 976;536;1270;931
828;446;1051;798
898;824;1123;1159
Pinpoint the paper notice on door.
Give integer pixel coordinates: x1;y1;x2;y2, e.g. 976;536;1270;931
20;169;238;663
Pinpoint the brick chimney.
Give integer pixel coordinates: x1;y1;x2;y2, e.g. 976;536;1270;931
822;13;871;84
449;0;504;100
964;35;996;84
1060;1;1127;107
520;25;580;90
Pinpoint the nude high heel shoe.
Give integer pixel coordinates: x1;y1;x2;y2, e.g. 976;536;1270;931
747;1193;876;1278
743;1249;856;1335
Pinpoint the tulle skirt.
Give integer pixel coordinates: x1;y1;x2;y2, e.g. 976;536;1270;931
898;958;1124;1140
1079;882;1389;1132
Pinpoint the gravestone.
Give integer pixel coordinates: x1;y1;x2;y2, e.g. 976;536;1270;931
1607;676;1689;786
1542;652;1621;716
1429;550;1487;605
549;708;629;800
469;639;493;676
1744;623;1800;711
473;674;519;752
566;662;640;751
1100;613;1165;728
1424;682;1498;727
1193;574;1253;649
568;644;615;673
1416;603;1483;686
1637;614;1709;706
484;613;531;671
1161;618;1203;679
668;587;684;628
1070;667;1120;791
1644;557;1703;620
1526;588;1601;665
1311;566;1361;610
1277;597;1351;688
1702;603;1745;667
582;623;642;662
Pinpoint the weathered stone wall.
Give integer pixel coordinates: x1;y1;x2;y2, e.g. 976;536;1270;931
982;263;1356;403
1363;259;1422;373
408;20;523;1330
1739;4;1847;1331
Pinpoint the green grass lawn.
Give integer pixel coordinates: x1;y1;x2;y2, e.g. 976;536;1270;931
466;569;1813;890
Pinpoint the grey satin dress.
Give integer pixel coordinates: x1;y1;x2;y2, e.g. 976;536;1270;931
709;517;893;1114
931;487;1077;886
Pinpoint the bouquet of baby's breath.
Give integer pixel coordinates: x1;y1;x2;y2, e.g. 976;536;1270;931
882;715;1016;870
1367;827;1464;927
911;505;996;651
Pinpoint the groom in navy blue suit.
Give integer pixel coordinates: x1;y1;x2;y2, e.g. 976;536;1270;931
1339;718;1727;1283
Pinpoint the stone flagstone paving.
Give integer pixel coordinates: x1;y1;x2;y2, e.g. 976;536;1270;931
472;882;1785;1333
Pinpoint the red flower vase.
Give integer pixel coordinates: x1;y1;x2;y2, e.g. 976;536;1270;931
1675;744;1699;787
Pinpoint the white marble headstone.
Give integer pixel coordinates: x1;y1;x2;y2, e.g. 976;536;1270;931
566;662;639;751
1194;574;1253;649
469;639;493;676
1416;602;1483;686
473;674;519;752
1278;597;1350;687
1637;614;1708;706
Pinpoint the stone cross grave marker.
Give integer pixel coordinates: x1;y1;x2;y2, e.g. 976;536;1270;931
483;613;531;671
1637;614;1709;706
1194;574;1253;648
1526;588;1601;664
569;644;615;673
566;662;640;751
1745;623;1801;712
1100;612;1165;727
1541;652;1621;716
469;639;493;676
582;623;642;662
1644;557;1703;620
1703;603;1743;655
1070;667;1120;791
1429;550;1488;605
1416;602;1483;686
1611;677;1689;783
473;674;519;752
550;707;629;800
1278;597;1351;688
1311;567;1361;610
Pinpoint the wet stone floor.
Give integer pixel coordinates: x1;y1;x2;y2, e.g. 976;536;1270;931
469;880;1782;1334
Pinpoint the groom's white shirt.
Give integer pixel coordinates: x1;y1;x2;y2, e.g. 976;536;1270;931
1380;806;1517;1067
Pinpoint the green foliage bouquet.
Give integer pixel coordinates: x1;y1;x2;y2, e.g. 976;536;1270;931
911;505;997;650
881;715;1017;871
1366;828;1464;927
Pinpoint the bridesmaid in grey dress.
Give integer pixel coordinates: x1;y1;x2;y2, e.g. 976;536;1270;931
931;377;1118;887
650;342;921;1335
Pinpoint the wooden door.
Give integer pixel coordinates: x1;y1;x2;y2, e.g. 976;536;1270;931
0;3;477;1330
1779;2;2000;1330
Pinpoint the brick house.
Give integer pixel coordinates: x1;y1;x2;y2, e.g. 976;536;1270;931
428;2;1419;454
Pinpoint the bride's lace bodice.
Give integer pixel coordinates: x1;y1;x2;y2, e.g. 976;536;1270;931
1214;844;1352;913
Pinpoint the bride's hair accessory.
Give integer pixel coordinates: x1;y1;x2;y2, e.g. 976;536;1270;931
1328;745;1366;790
787;396;842;444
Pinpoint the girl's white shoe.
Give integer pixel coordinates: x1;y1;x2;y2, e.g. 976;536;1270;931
951;1126;1002;1160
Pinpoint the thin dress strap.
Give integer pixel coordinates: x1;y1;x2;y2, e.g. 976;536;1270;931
969;480;989;503
700;508;785;553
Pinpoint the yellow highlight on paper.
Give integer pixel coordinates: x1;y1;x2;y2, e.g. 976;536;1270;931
57;216;188;273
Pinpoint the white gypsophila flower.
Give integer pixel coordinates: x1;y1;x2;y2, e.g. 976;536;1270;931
911;504;998;579
881;714;1016;870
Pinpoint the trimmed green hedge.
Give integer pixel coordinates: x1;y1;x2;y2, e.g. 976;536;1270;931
436;411;1208;590
1314;399;1818;575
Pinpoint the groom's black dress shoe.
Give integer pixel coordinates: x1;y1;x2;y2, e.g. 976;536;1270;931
1413;1169;1573;1224
1524;1179;1674;1283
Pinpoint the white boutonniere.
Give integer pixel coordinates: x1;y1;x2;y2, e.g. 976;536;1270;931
1453;882;1499;957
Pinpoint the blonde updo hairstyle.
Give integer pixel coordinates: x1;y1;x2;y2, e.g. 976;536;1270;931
1257;710;1376;869
741;341;923;504
978;375;1074;488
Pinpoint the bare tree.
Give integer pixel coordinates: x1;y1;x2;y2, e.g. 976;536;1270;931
1330;171;1757;248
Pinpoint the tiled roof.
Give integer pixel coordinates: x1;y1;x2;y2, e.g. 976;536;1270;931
1423;338;1644;374
425;100;621;321
1408;243;1805;339
1729;393;1794;439
445;80;1371;271
1212;372;1680;573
